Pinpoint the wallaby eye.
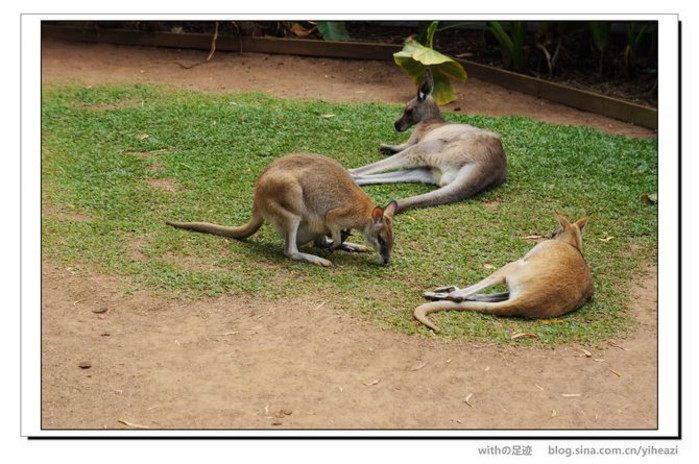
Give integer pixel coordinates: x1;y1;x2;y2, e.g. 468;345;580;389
378;237;386;246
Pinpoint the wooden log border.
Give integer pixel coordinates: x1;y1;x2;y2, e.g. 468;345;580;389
42;24;657;129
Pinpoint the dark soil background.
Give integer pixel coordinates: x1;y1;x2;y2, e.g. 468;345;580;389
81;20;658;108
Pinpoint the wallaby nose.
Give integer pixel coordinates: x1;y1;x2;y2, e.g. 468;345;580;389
394;120;403;132
380;254;391;266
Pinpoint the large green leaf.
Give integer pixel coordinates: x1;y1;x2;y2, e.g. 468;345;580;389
393;39;467;104
316;21;350;41
589;21;611;52
487;21;528;71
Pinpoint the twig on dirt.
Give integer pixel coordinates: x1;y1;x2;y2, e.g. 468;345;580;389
174;22;219;70
511;332;539;340
363;379;381;386
607;368;622;377
118;419;151;429
561;393;582;398
408;361;428;371
608;340;629;351
578;347;593;358
313;301;328;310
464;393;474;408
206;21;219;62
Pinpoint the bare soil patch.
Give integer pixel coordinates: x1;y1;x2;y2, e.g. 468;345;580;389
40;38;657;430
146;178;179;193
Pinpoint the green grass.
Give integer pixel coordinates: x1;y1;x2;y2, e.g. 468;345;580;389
41;84;658;344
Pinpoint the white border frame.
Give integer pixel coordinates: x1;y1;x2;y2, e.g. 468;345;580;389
21;13;680;439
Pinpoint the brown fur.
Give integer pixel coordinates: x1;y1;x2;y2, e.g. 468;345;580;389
414;212;594;333
350;70;507;213
166;153;397;267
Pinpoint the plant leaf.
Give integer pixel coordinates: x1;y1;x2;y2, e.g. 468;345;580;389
393;39;467;105
317;21;350;41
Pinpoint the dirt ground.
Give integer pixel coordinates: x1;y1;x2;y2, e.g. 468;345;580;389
40;38;658;431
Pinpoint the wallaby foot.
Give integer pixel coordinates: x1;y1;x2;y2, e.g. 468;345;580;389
286;250;333;267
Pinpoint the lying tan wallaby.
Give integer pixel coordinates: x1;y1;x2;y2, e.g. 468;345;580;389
414;212;594;333
350;69;507;213
166;153;397;267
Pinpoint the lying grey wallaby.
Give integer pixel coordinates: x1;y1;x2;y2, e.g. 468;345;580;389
167;153;397;267
414;212;594;333
350;69;507;213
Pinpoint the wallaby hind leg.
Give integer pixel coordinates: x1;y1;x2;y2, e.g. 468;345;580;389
350;141;444;176
278;215;332;267
424;290;510;302
353;168;437;186
423;266;510;301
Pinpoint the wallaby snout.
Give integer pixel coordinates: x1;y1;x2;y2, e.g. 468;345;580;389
365;200;397;266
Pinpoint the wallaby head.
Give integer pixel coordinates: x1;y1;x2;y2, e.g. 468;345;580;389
363;200;398;265
551;211;590;252
394;69;443;132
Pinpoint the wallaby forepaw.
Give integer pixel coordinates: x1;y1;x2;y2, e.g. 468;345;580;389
379;144;396;155
340;242;368;253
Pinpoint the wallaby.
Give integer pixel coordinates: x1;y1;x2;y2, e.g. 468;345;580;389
414;212;594;333
166;153;398;267
350;69;507;213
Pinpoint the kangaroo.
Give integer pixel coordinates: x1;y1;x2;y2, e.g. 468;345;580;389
166;153;398;267
414;212;594;333
349;69;507;213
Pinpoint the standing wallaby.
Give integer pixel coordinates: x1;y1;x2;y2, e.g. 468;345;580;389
350;69;507;213
166;153;397;267
414;212;594;333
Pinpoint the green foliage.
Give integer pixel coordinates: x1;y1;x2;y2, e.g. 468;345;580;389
393;21;467;105
316;21;350;41
487;21;529;72
624;22;651;78
42;84;658;344
589;21;611;75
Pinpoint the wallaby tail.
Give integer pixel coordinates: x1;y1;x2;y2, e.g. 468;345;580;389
396;166;503;213
166;213;263;240
414;300;514;333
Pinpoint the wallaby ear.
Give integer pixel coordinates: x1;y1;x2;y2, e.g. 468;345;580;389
417;68;434;101
575;216;590;232
553;210;571;229
383;200;398;219
371;206;384;223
